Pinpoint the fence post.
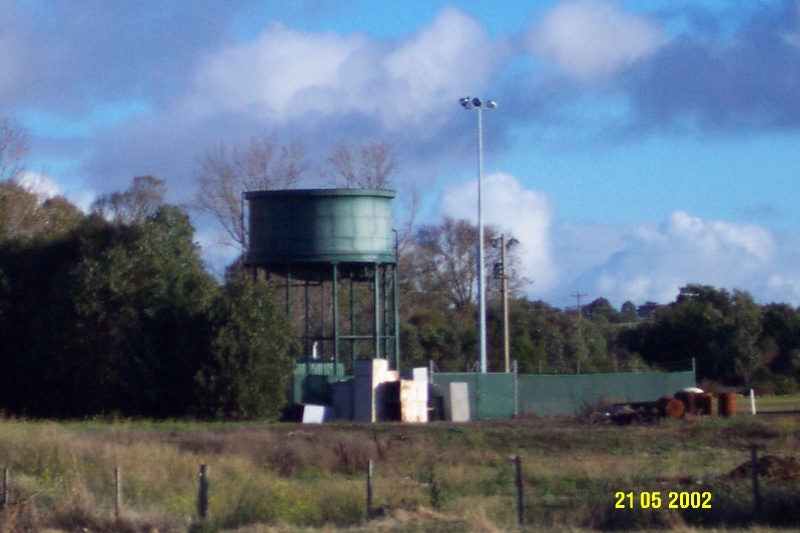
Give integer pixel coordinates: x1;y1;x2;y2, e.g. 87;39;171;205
198;464;209;521
514;456;524;526
2;467;10;508
366;460;373;521
114;466;122;519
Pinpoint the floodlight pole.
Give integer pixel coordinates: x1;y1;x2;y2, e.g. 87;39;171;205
461;97;496;374
477;105;487;374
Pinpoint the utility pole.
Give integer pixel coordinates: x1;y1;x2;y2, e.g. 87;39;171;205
494;235;517;373
571;292;588;321
501;235;510;373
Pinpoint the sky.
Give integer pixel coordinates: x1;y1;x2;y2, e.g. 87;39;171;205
3;0;800;309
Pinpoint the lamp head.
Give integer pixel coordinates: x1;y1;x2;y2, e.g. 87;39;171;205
460;97;498;110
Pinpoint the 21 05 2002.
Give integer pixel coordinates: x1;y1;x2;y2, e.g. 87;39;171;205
615;491;712;509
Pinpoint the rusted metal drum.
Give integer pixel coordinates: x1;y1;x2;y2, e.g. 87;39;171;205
664;398;685;418
719;392;737;417
656;396;673;417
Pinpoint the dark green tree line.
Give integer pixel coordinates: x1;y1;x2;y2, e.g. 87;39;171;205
0;178;295;419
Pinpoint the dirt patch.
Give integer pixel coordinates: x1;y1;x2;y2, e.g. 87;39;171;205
729;455;800;481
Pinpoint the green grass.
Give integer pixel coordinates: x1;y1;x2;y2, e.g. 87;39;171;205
754;394;800;413
1;415;800;531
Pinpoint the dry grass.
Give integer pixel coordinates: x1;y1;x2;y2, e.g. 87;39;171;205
0;415;799;531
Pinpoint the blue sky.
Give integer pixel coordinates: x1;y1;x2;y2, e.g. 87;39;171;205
3;0;800;308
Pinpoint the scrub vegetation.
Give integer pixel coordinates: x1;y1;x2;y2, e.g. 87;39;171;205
2;414;800;531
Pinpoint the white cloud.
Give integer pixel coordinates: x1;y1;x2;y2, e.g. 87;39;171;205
571;211;778;305
384;7;502;123
432;184;798;307
189;23;367;120
14;171;96;212
66;190;97;214
15;171;62;200
527;0;667;82
440;172;558;291
186;8;502;131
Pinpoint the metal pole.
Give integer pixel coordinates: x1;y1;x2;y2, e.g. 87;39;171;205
515;456;524;526
374;264;381;360
461;97;496;373
366;460;374;521
351;274;357;367
114;466;122;519
501;235;510;373
198;464;209;521
477;106;487;373
382;265;389;362
333;263;340;375
305;280;311;375
393;264;400;372
285;267;291;317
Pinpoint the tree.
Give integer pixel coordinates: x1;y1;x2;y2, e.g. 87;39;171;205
196;278;297;420
760;303;800;376
91;175;167;225
407;217;519;312
625;284;764;384
620;301;638;322
324;142;399;189
194;137;307;248
69;205;218;416
583;297;620;323
0;117;29;183
0;181;83;242
410;217;481;311
0;173;301;419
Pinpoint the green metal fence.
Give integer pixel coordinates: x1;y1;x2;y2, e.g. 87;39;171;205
431;370;696;420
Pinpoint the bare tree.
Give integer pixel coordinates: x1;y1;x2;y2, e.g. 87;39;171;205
194;137;307;248
407;217;526;312
0;117;30;183
324;142;399;189
91;175;167;225
411;217;485;311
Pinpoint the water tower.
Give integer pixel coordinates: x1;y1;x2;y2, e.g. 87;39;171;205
243;189;400;380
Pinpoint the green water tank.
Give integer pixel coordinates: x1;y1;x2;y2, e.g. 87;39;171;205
244;189;396;268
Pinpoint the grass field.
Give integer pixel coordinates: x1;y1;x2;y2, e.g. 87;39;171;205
753;394;800;414
1;410;800;532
